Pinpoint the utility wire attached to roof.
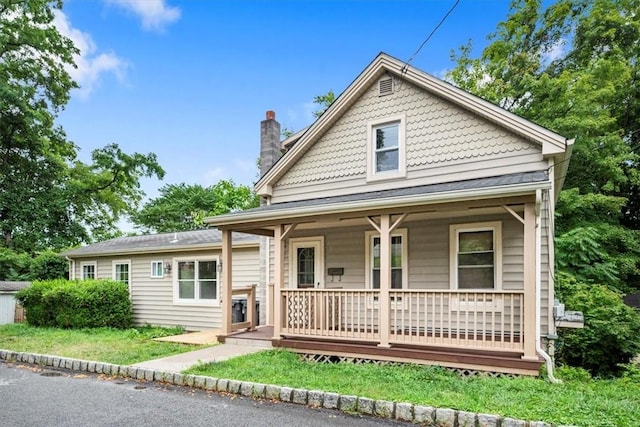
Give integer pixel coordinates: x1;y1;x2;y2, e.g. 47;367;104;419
401;0;460;75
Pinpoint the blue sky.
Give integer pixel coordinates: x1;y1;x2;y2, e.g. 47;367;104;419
56;0;516;207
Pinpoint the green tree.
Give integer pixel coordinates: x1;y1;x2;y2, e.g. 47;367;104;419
448;0;640;291
312;90;336;118
0;0;164;252
131;180;259;233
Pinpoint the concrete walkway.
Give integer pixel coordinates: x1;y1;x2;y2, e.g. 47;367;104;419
131;342;268;372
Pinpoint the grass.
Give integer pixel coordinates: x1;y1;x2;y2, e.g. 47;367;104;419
185;349;640;427
0;323;204;365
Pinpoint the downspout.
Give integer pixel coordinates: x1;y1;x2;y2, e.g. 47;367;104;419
535;189;561;383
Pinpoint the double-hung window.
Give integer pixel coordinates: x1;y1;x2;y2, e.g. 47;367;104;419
175;258;218;304
365;229;407;289
450;222;502;289
366;115;406;181
113;261;130;286
81;262;96;279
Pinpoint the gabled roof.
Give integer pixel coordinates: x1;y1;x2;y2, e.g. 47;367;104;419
61;229;259;258
255;52;571;196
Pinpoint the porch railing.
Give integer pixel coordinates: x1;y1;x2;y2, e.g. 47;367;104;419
280;289;524;352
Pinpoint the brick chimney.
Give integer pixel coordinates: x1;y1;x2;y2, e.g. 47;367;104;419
260;110;281;177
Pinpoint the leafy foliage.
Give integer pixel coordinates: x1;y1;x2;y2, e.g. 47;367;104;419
312;89;336;118
16;279;133;329
448;0;640;292
131;180;259;233
0;248;68;281
0;0;165;253
29;251;68;280
555;272;640;377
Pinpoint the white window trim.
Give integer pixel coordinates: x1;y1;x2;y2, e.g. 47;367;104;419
172;256;220;306
80;261;97;280
366;114;406;182
112;260;132;299
288;237;325;289
150;260;164;278
449;221;502;290
364;229;408;289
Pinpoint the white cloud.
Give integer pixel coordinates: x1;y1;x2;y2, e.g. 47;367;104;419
106;0;181;32
541;39;566;64
53;10;127;98
202;159;257;187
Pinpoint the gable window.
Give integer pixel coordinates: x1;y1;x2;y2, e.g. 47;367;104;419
174;258;218;304
365;229;408;289
81;262;96;279
450;222;502;289
151;261;164;278
366;114;406;182
113;261;130;286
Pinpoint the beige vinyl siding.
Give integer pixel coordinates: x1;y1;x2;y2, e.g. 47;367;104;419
68;246;260;331
272;78;547;203
282;213;528;292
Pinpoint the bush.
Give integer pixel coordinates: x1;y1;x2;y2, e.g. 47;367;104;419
16;279;133;329
29;251;68;280
0;248;31;280
555;272;640;377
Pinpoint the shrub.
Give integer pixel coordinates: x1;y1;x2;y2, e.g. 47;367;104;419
555;272;640;377
0;248;31;280
29;251;68;280
15;279;133;329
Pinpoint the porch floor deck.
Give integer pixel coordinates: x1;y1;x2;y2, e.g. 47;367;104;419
226;327;542;376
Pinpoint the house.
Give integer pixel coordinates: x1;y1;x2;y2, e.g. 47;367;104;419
62;230;261;331
0;281;30;325
206;53;573;376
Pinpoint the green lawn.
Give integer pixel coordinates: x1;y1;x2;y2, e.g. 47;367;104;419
0;323;204;365
186;349;640;427
2;324;638;426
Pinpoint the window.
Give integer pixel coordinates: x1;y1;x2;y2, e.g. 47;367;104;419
113;261;130;286
151;261;164;278
81;262;96;279
174;258;218;303
289;237;324;289
450;222;502;289
367;115;406;182
365;229;408;289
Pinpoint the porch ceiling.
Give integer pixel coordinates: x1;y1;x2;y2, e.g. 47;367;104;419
207;171;546;235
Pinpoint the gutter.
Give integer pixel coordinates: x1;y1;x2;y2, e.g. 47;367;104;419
62;241;260;259
535;189;561;383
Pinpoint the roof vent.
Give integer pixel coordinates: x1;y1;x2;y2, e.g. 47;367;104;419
378;77;393;96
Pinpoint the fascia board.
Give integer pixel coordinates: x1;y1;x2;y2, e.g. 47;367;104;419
62;241;259;258
209;181;551;228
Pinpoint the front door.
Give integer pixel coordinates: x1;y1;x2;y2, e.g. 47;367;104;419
290;238;324;289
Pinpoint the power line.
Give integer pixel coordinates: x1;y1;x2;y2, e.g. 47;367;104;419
401;0;461;74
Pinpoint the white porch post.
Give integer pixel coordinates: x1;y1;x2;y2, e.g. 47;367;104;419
522;202;538;360
272;224;284;340
378;214;391;348
221;229;233;336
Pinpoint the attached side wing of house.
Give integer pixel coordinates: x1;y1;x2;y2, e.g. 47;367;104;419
208;53;573;375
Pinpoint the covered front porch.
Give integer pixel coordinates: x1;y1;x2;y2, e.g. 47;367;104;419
212;183;549;375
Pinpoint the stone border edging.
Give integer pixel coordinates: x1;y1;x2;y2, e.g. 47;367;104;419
0;349;557;427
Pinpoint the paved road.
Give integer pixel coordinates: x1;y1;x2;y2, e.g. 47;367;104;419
0;361;406;427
